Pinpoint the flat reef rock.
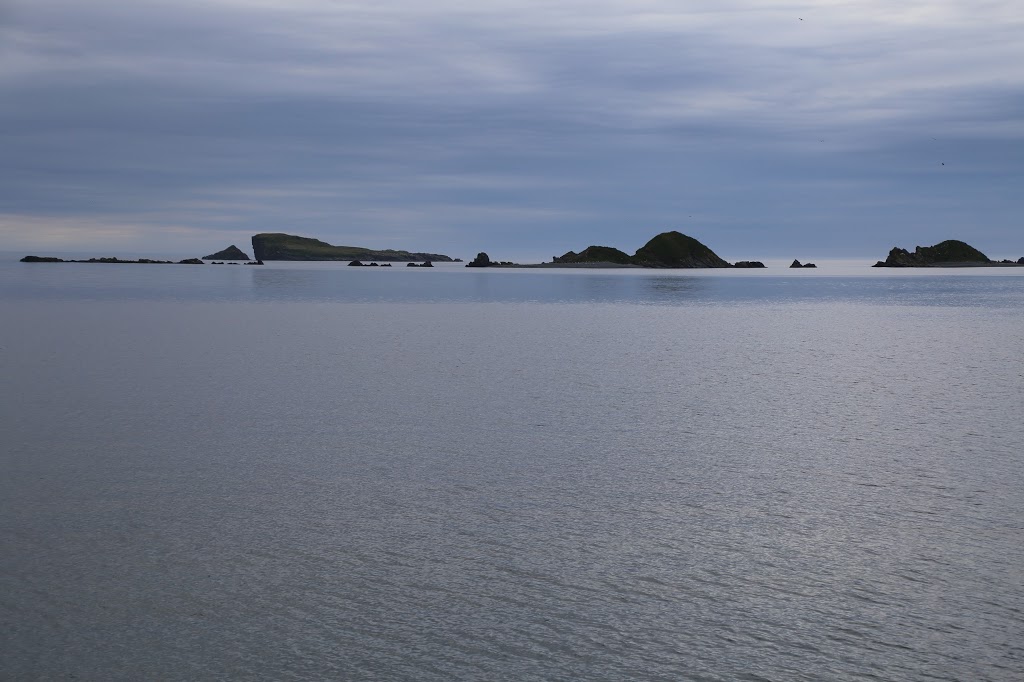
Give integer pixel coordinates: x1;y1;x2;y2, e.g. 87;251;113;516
203;245;251;260
21;256;204;264
873;240;990;267
632;231;731;268
251;233;454;262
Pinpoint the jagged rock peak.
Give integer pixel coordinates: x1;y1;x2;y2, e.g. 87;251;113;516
203;245;251;260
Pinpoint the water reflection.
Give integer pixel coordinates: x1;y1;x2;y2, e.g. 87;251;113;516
4;259;1024;308
641;276;706;302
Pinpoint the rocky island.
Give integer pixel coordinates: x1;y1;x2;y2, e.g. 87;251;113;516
870;240;1018;267
466;253;518;267
251;233;455;262
203;245;251;260
632;231;732;268
474;231;748;269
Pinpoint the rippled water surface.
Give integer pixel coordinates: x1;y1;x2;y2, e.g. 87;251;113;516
2;261;1023;680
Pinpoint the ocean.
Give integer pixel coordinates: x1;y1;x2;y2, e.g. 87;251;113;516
2;259;1023;680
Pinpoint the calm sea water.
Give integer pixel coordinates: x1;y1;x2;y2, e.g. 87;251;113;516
2;260;1023;680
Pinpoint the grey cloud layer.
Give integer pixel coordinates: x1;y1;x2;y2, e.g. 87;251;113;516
2;0;1022;257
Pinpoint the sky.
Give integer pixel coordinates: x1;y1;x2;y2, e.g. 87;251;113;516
2;0;1023;262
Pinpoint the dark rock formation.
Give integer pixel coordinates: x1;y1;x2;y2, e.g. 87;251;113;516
466;252;492;267
203;245;250;260
733;261;766;268
251;233;454;262
553;245;633;265
632;231;731;268
21;255;204;264
407;261;434;267
83;257;173;264
790;260;816;268
873;240;990;267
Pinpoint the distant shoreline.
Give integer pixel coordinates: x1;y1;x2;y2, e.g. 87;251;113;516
485;261;1024;269
485;261;644;269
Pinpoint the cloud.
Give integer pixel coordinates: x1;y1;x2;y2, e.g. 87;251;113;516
2;0;1023;257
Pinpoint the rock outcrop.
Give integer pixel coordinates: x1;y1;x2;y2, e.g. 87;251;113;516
553;245;633;265
873;240;990;267
203;245;251;260
466;253;492;267
733;261;766;268
251;233;454;262
790;259;817;268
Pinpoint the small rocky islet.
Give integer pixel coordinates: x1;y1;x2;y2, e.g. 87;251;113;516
203;244;251;260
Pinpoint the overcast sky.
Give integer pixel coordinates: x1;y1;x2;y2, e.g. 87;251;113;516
2;0;1022;260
